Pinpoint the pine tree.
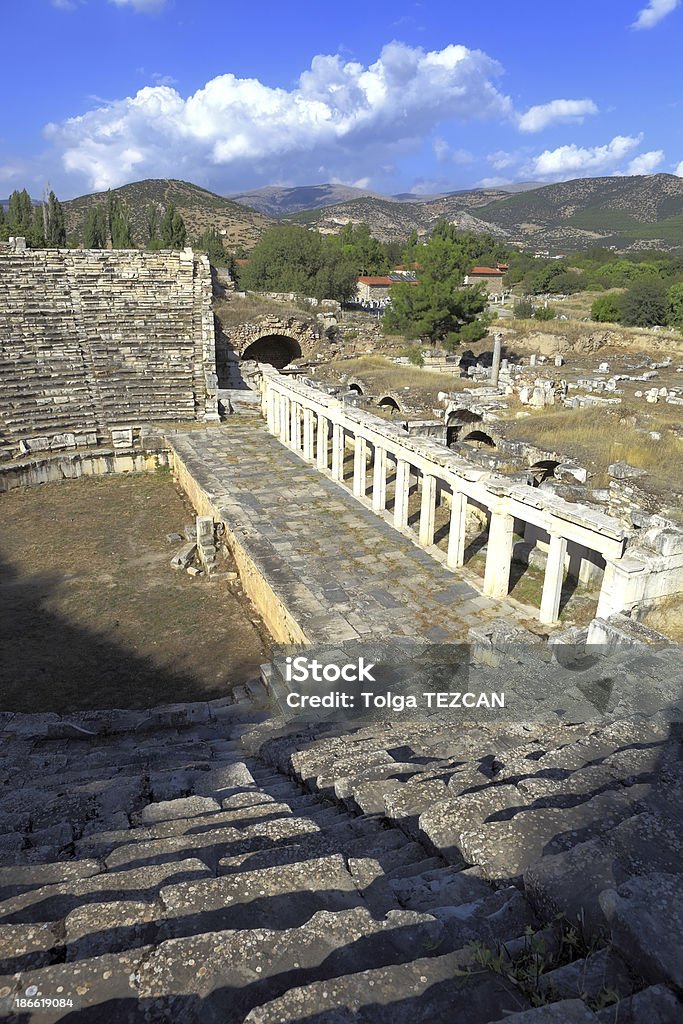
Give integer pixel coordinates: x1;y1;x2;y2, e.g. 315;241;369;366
160;203;187;249
0;205;7;242
196;226;227;265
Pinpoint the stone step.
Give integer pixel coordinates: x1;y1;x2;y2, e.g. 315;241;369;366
489;1002;601;1023
595;984;683;1024
0;921;60;975
103;815;322;873
242;948;529;1023
75;801;295;861
428;886;537;951
0;860;102;902
0;858;210;925
216;819;404;877
388;865;493;912
159;854;362;939
536;947;633;1003
524;809;683;936
420;781;650;880
0;946;150;1023
135;907;444;1024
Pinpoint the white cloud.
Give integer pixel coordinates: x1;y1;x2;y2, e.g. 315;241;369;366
675;160;683;176
433;138;473;163
627;150;664;174
488;149;520;171
109;0;168;10
518;98;598;133
530;135;643;179
45;42;514;192
632;0;680;29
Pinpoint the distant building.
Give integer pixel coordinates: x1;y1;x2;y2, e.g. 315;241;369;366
463;265;508;292
356;273;417;303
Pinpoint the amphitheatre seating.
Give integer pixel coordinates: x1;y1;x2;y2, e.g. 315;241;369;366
0;248;217;462
0;650;681;1022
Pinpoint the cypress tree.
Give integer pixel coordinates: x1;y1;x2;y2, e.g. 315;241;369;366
160;203;187;249
45;191;66;247
83;206;108;248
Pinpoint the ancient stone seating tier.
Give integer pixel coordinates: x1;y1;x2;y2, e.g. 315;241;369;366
0;664;681;1023
0;248;218;462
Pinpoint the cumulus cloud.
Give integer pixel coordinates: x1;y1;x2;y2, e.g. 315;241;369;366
530;135;643;179
627;150;664;174
632;0;680;29
45;42;514;191
518;98;598;133
675;160;683;176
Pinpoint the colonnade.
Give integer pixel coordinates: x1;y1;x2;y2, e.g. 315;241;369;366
262;370;628;625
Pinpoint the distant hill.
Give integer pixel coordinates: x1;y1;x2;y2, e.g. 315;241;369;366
475;174;683;250
63;179;272;250
285;175;683;250
228;183;389;217
229;182;536;217
289;191;515;243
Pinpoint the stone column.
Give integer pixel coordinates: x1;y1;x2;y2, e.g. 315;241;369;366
316;414;329;471
447;490;467;568
372;446;387;512
419;473;437;546
303;408;315;461
483;508;514;598
331;422;345;481
291;402;302;451
393;459;411;528
540;534;568;624
278;391;288;440
353;436;368;497
491;332;503;388
266;388;277;433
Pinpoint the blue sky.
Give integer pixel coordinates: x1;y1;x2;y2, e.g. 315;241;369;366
2;0;682;199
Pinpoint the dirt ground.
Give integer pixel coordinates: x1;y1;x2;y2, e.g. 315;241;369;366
0;471;271;713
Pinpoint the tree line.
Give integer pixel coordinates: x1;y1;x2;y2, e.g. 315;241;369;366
0;189;66;247
0;186;231;265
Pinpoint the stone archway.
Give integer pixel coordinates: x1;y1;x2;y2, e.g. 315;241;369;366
378;395;401;415
446;409;483;447
241;334;303;369
462;429;496;449
530;459;560;485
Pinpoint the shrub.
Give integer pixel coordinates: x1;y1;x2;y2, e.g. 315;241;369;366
514;299;534;319
400;344;424;366
591;293;622;323
533;306;555;321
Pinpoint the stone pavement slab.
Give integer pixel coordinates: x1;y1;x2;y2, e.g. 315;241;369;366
167;422;524;643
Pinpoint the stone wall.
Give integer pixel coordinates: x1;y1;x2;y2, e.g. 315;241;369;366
0;246;218;461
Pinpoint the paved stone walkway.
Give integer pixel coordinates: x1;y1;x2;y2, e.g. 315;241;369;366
167;420;538;644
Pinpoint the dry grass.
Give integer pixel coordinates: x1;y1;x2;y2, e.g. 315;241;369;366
643;596;683;642
505;406;683;491
214;293;305;329
326;355;468;393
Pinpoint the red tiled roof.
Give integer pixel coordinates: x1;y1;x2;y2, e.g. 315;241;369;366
469;266;504;275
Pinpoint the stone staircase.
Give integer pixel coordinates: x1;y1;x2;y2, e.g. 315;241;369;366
0;678;681;1022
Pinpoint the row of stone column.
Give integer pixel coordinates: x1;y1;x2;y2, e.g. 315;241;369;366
266;386;567;624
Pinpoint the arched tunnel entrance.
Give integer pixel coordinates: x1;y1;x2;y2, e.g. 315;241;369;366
446;410;483;448
530;460;560;485
242;334;302;369
462;429;496;449
378;395;401;415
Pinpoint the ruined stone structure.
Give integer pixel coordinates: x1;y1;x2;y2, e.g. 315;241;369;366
218;314;322;379
260;368;683;625
0;244;218;462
